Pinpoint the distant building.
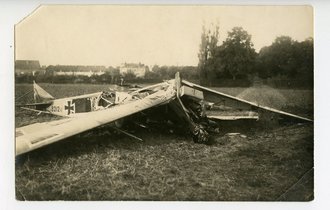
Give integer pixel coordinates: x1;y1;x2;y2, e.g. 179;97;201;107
47;65;107;77
15;60;43;75
119;63;147;78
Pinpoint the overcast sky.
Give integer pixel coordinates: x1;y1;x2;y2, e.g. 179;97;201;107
15;5;313;67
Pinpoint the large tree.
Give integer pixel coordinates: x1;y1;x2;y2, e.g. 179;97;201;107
293;37;313;80
198;23;220;85
257;36;313;80
258;36;296;78
217;27;257;80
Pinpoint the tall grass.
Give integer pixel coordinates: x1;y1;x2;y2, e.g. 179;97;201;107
15;84;314;201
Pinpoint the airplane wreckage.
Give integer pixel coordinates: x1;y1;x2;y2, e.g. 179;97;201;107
15;73;312;156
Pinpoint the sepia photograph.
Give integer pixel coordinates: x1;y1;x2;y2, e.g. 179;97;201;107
14;5;314;201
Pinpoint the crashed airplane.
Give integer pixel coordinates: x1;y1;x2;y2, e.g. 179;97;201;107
15;73;312;156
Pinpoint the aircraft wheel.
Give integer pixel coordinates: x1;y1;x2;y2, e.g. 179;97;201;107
192;125;209;144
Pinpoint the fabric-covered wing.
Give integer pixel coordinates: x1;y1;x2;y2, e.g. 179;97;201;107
181;80;312;123
16;85;176;156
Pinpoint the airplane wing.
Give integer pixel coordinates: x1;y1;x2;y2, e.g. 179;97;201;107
16;75;312;156
181;80;313;123
16;81;176;156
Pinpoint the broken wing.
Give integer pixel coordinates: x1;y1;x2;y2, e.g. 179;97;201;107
16;83;176;156
181;80;312;123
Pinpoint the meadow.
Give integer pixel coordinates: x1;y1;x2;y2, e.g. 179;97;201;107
15;83;313;201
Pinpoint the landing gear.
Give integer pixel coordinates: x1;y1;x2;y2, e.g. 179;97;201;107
192;124;210;144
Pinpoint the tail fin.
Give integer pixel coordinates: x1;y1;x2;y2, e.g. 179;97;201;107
33;81;54;102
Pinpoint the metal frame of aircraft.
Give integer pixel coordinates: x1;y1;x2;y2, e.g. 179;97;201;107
15;72;312;156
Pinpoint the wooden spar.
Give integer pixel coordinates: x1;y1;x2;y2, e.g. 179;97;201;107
173;73;202;137
130;81;169;95
15;90;33;103
20;107;53;115
112;127;143;142
175;72;191;115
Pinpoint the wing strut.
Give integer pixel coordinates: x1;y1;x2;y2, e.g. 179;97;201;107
112;127;143;142
174;72;210;144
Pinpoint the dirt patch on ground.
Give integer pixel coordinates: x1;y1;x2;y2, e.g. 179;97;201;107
237;85;287;109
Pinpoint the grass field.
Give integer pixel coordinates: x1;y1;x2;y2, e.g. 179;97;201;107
15;83;314;201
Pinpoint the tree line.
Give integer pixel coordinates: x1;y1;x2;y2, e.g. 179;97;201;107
15;25;313;88
15;64;200;84
198;25;313;87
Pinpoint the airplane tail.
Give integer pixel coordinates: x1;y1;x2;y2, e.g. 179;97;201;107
33;81;54;102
